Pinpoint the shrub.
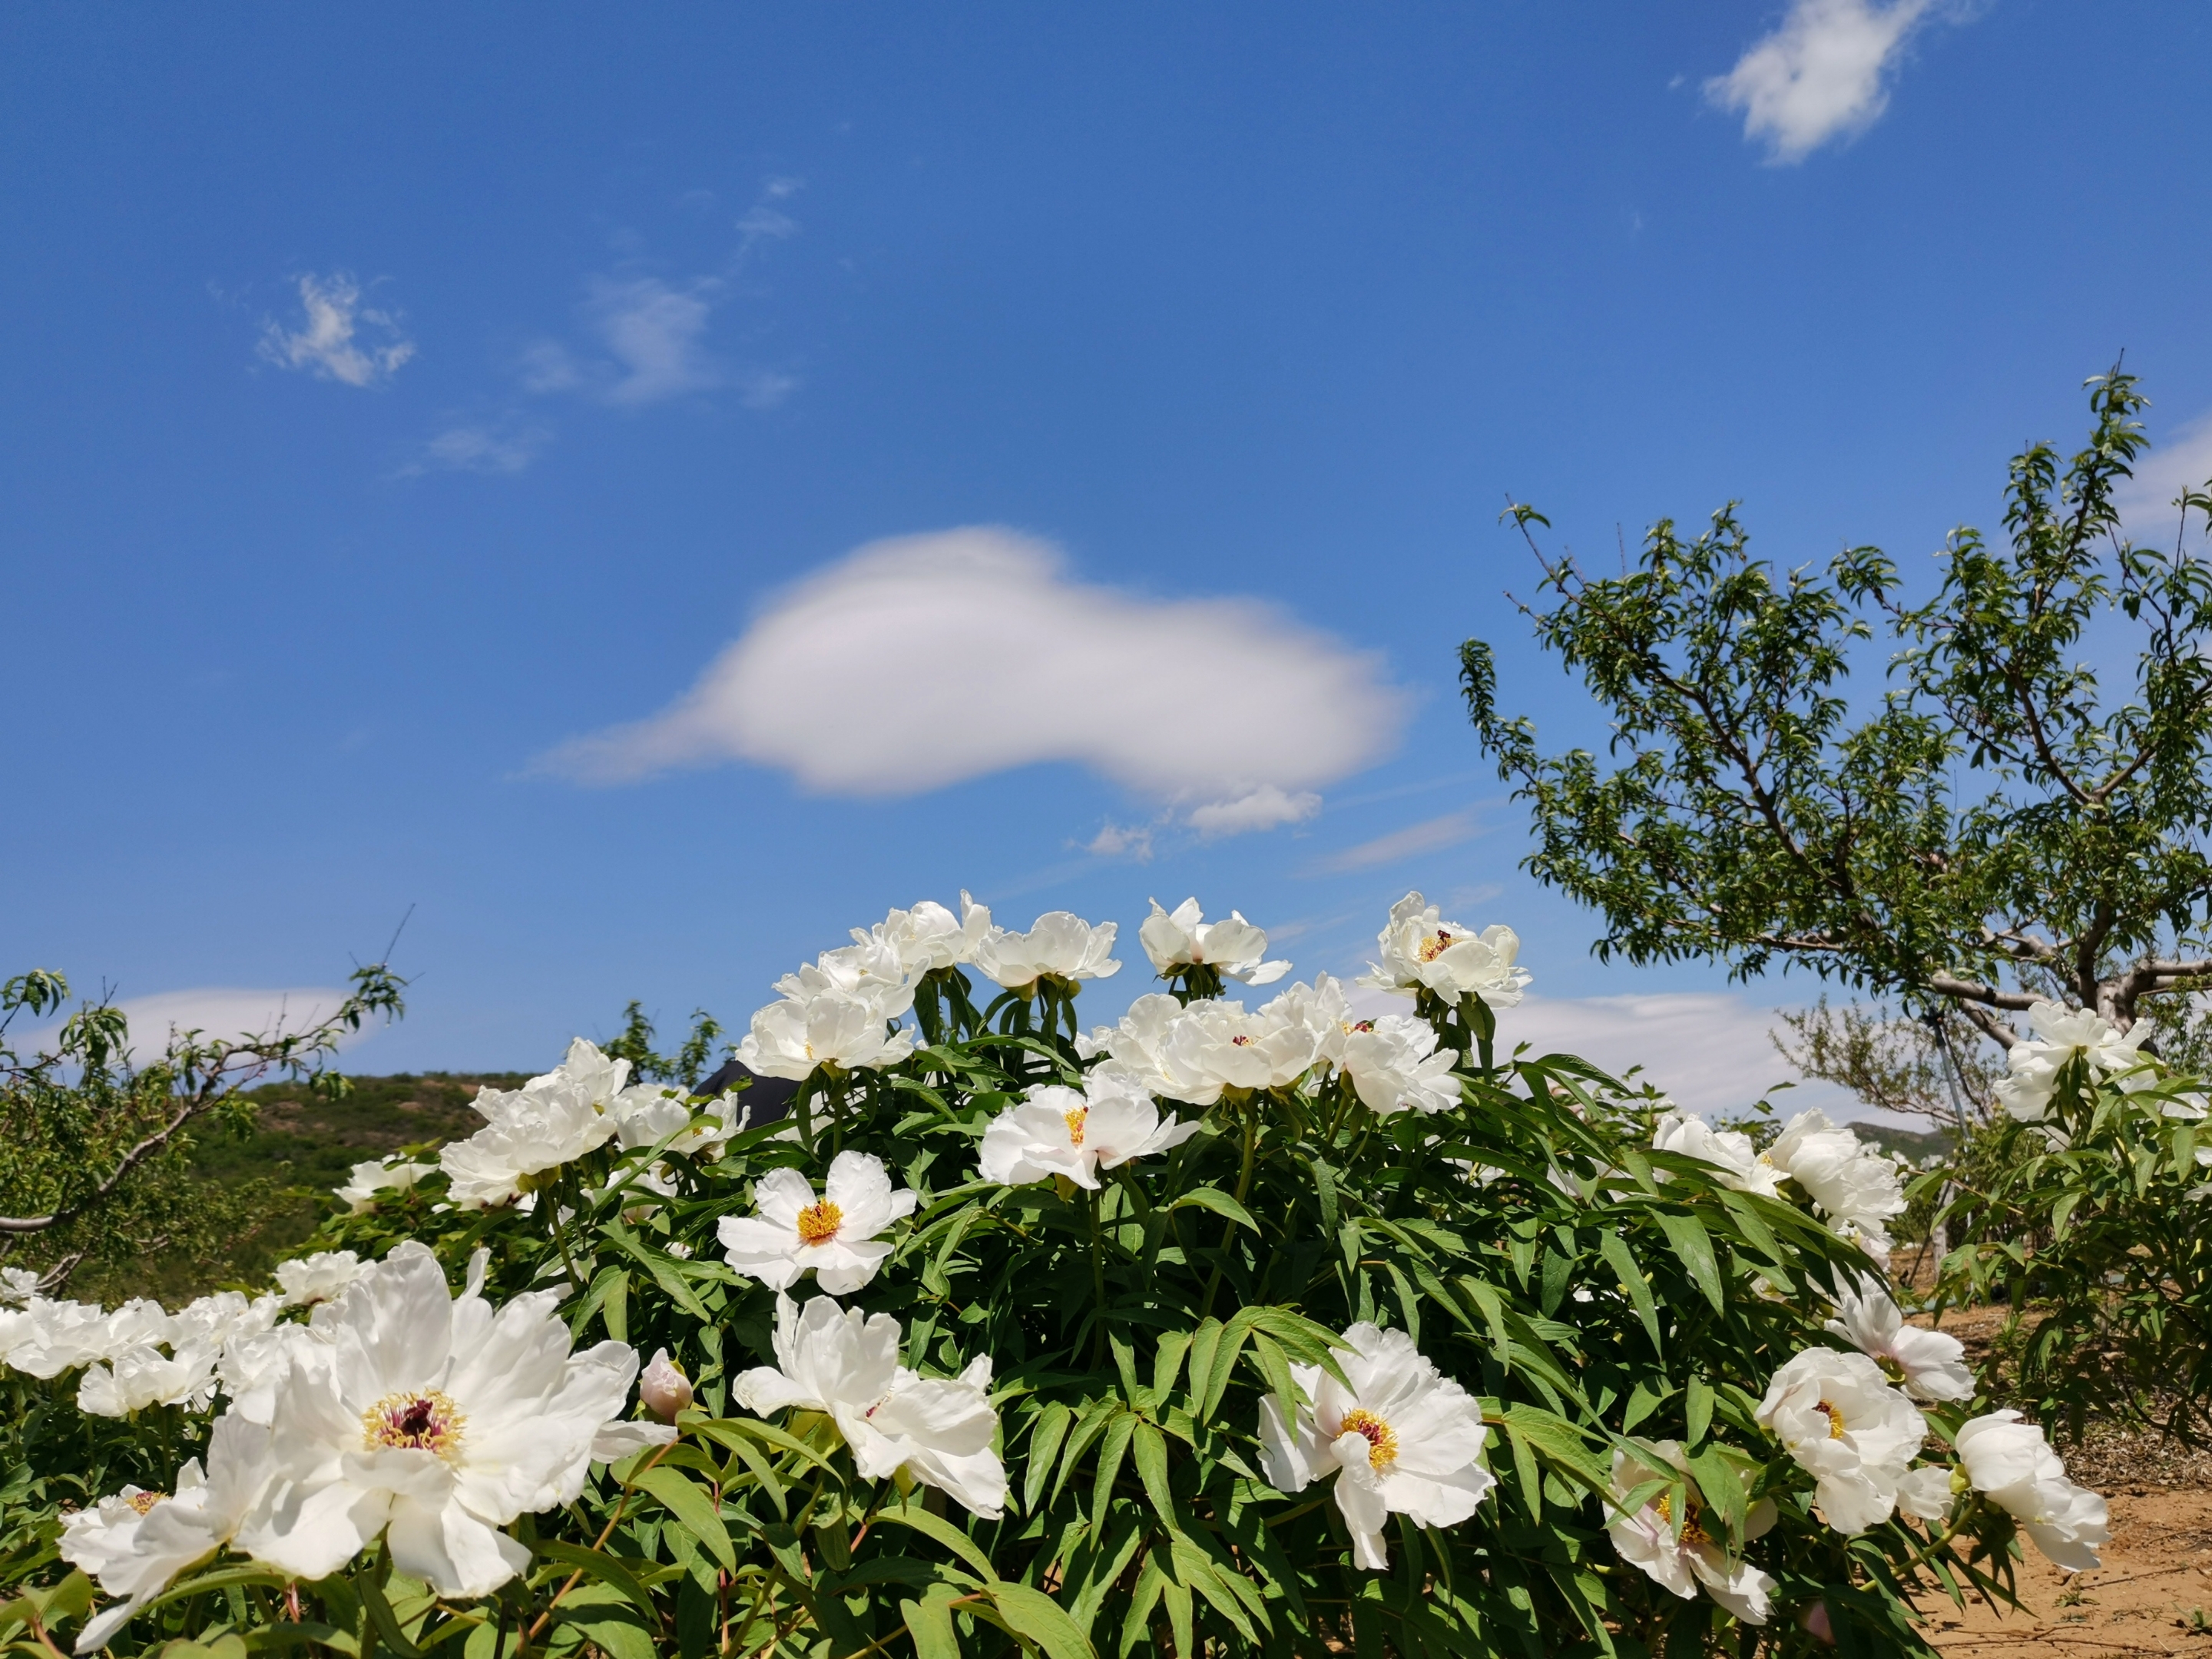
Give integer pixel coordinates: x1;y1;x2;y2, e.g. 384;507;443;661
0;895;2109;1657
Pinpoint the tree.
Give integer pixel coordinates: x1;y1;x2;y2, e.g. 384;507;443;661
0;961;405;1293
1461;369;2212;1098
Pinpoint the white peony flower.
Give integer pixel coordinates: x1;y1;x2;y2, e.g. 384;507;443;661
978;1074;1203;1190
1138;898;1291;985
276;1251;369;1309
971;911;1121;990
1605;1442;1777;1625
717;1151;918;1296
78;1342;221;1418
1078;992;1187;1094
334;1157;438;1214
217;1321;327;1427
1256;1322;1494;1569
64;1413;279;1654
103;1299;177;1351
736;985;916;1082
736;1294;1005;1518
1895;1464;1955;1523
1260;973;1356;1068
1339;1015;1462;1117
1753;1347;1926;1534
1357;892;1532;1008
1953;1410;2111;1572
1651;1111;1785;1199
441;1078;626;1210
1824;1277;1973;1402
1993;1002;2156;1123
858;893;993;975
3;1299;124;1379
607;1084;747;1159
235;1241;671;1598
1766;1111;1906;1263
1153;998;1320;1105
0;1266;41;1305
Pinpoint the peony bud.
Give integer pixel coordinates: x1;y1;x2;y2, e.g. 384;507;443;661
1800;1602;1835;1647
640;1347;694;1422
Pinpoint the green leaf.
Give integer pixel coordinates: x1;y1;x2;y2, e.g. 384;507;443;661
900;1584;966;1659
1598;1230;1663;1349
535;1541;657;1621
550;1585;656;1659
634;1467;736;1572
1023;1401;1073;1515
1684;1374;1714;1448
1655;1212;1725;1313
875;1499;998;1584
1131;1420;1176;1528
1091;1410;1137;1532
1171;1187;1257;1231
984;1583;1098;1659
356;1574;423;1659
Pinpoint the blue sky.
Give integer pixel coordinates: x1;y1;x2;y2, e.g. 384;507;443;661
5;3;2210;1111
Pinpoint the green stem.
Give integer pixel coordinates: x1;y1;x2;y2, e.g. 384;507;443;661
1198;1100;1262;1319
1088;1187;1109;1366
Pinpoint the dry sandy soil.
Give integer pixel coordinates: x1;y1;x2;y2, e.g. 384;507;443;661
1909;1306;2212;1654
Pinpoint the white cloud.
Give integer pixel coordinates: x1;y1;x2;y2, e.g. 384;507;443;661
517;339;582;393
2117;407;2212;544
590;276;722;406
1189;786;1321;836
20;986;370;1064
257;273;416;386
1706;0;1936;164
1310;808;1483;874
539;526;1407;833
1084;822;1155;861
409;418;552;476
738;369;800;410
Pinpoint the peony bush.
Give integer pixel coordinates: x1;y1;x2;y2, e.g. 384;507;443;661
0;892;2110;1657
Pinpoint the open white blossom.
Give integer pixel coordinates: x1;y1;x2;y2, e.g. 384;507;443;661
1151;998;1320;1104
1358;892;1531;1008
978;1075;1202;1189
1078;993;1187;1094
971;911;1121;989
0;1267;41;1305
717;1151;918;1295
858;893;993;975
1651;1111;1784;1199
235;1241;670;1598
2;1299;127;1379
1339;1015;1462;1117
440;1060;634;1207
1261;973;1355;1068
218;1322;327;1426
334;1157;437;1214
1994;1002;2157;1123
1954;1410;2111;1572
1766;1111;1906;1263
78;1342;221;1419
1606;1442;1777;1625
1257;1322;1494;1569
737;982;916;1081
773;933;919;1015
64;1414;279;1653
1754;1347;1926;1534
736;1293;1005;1518
1138;898;1290;985
1825;1278;1973;1402
276;1251;368;1309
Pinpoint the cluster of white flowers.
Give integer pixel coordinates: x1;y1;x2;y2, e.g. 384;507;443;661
977;1071;1203;1190
1138;897;1290;985
1257;1322;1495;1569
0;1281;290;1421
60;1242;669;1648
1994;1001;2156;1124
439;1038;745;1209
1651;1108;1908;1263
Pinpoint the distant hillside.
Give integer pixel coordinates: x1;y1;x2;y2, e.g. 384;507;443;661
77;1071;524;1304
1844;1121;1959;1165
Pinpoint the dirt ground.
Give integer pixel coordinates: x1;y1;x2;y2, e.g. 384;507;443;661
1909;1305;2212;1654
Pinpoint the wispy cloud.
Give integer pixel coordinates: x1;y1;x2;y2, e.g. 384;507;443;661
737;177;803;256
406;416;553;477
258;273;416;386
537;526;1407;837
1084;822;1156;861
2117;406;2212;545
590;276;723;407
1706;0;1942;164
1308;809;1484;874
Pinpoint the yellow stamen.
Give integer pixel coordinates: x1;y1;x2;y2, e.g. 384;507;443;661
362;1389;465;1456
1338;1408;1399;1470
796;1199;843;1247
1418;930;1455;962
1064;1107;1088;1147
125;1491;164;1515
1819;1399;1847;1439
